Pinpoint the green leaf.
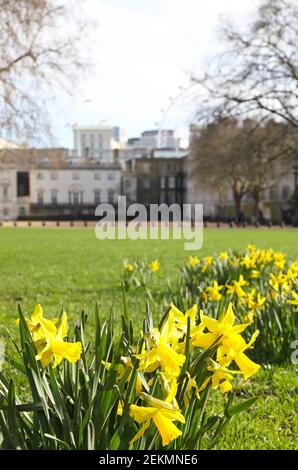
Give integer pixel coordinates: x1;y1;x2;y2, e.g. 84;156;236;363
225;397;258;417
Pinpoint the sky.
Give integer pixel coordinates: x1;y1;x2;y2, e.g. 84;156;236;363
54;0;258;149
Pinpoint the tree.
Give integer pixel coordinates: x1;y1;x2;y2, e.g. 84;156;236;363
190;118;293;221
0;0;93;144
192;0;298;128
190;118;250;221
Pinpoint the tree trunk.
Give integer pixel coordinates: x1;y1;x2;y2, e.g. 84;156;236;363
233;190;243;222
253;192;262;222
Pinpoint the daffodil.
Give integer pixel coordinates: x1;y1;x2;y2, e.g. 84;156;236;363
20;304;57;341
217;330;261;379
191;303;249;350
273;252;286;270
241;255;257;270
226;274;247;298
246;289;266;311
288;291;298;311
169;303;197;337
201;256;213;272
198;359;242;394
219;251;229;262
188;255;199;268
125;263;134;272
205;280;223;302
35;310;82;367
148;259;160;272
136;311;185;376
127;386;185;446
250;270;260;279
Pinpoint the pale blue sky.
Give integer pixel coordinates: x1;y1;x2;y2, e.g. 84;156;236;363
53;0;256;149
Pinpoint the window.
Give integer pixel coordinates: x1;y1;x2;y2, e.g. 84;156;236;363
282;185;291;200
168;177;175;189
69;191;83;205
160;176;166;189
17;172;30;197
51;190;58;205
3;208;9;216
3;186;8;198
73;172;80;180
37;191;44;205
19;206;26;216
167;163;176;172
143;162;150;173
51;172;58;180
143;177;150;189
94;171;101;180
73;193;79;205
108;189;115;204
94;189;101;204
37;172;44;180
108;172;115;180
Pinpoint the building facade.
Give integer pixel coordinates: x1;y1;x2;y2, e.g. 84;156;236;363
0;147;121;220
122;153;187;210
127;129;181;150
72;125;126;161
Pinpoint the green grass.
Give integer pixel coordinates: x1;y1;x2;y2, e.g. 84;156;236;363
212;366;298;450
0;226;298;322
0;226;297;450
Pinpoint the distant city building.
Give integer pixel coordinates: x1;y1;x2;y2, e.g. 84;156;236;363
0;147;121;220
127;129;181;150
72;125;126;162
122;151;187;209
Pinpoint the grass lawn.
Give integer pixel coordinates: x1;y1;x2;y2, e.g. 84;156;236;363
0;226;297;449
0;226;298;321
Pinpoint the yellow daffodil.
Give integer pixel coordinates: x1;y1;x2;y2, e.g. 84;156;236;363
188;255;199;268
198;359;242;394
169;303;197;337
191;303;249;350
246;289;266;311
128;387;185;446
35;310;82;368
20;304;57;341
288;291;298;311
148;259;160;272
226;274;247;298
273;252;286;270
136;312;185;376
219;251;229;262
217;330;261;379
125;263;134;272
250;270;260;279
201;256;213;272
205;280;224;302
241;255;257;270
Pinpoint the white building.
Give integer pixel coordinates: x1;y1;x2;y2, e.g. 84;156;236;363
72;125;126;161
127;129;181;150
0;147;121;220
